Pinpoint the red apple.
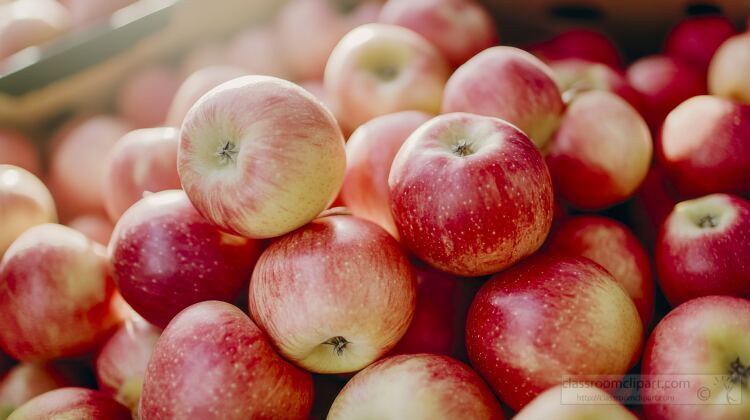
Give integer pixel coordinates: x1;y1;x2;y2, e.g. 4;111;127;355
340;110;431;238
466;255;643;411
709;32;750;104
67;213;114;245
546;90;652;210
0;129;41;176
628;164;680;248
108;189;261;328
0;363;70;417
178;75;345;239
7;387;130;419
378;0;498;68
0;224;122;361
389;112;553;276
642;296;750;419
546;215;655;327
548;59;643;112
442;46;564;148
249;212;416;373
102;127;181;222
0;0;71;60
166;65;247;127
658;95;750;197
116;64;180;128
514;385;636;420
328;354;504;419
325;23;450;132
665;15;736;71
655;193;750;306
225;26;291;80
140;301;313;419
527;28;622;69
0;165;57;256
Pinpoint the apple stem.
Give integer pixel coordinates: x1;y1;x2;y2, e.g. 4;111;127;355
452;140;473;157
729;357;749;386
323;336;349;356
697;214;718;228
215;141;238;165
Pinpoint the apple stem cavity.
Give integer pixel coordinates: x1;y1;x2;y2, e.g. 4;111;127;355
374;65;399;82
729;357;749;386
323;336;349;356
697;214;718;229
451;140;474;157
332;0;359;15
215;141;238;165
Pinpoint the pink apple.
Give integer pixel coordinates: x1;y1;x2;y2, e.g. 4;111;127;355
225;26;291;80
546;90;652;210
109;189;261;328
546;215;655;327
466;255;643;411
658;95;750;197
527;28;622;69
514;385;636;420
548;59;643;112
116;64;180;128
298;79;338;123
325;23;450;132
140;301;313;419
0;0;71;60
665;15;736;71
328;354;504;419
249;212;416;373
0;363;70;417
378;0;498;68
7;387;130;419
0;223;122;361
0;129;41;176
166;65;247;127
67;213;114;245
102;127;181;222
389;112;553;276
709;32;750;104
0;165;57;256
95;315;160;410
642;296;750;419
626;54;707;129
441;46;564;148
340;110;431;238
655;193;750;306
178;75;345;239
58;0;135;25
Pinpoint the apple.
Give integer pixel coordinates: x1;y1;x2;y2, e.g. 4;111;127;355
466;255;643;411
298;79;339;123
527;28;622;69
441;46;564;148
665;15;736;71
140;301;313;419
628;164;680;249
655;193;750;306
709;32;750;104
58;0;135;25
0;223;122;361
249;211;416;373
225;26;291;80
548;59;642;111
0;129;41;176
626;54;707;129
95;315;160;410
546;90;652;210
325;23;450;132
328;354;504;419
658;95;750;197
378;0;498;68
340;110;431;238
116;64;181;128
546;215;655;327
7;387;130;419
0;363;70;417
0;0;72;60
275;0;382;81
514;385;636;420
389;112;553;276
109;189;261;328
166;65;247;127
642;296;750;419
178;75;346;239
0;165;57;256
67;213;114;245
102;127;181;222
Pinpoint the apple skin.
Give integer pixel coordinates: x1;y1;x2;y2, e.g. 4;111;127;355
166;65;247;127
527;28;622;69
389;112;553;276
378;0;498;68
103;127;181;222
441;46;564;149
328;353;503;419
0;0;72;60
0;363;70;417
466;255;643;411
0;165;57;257
325;23;450;132
95;316;160;410
665;15;736;71
655;194;750;307
548;59;643;112
658;95;750;197
709;32;750;104
514;385;636;420
628;164;680;249
178;75;346;239
140;301;313;419
108;189;261;328
0;223;122;362
7;387;130;420
546;90;653;210
642;296;750;420
340;110;432;239
116;64;181;128
0;130;41;176
249;212;416;374
225;26;291;80
67;213;114;245
546;215;655;328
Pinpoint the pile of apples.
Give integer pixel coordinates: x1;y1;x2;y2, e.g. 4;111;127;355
1;0;750;418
